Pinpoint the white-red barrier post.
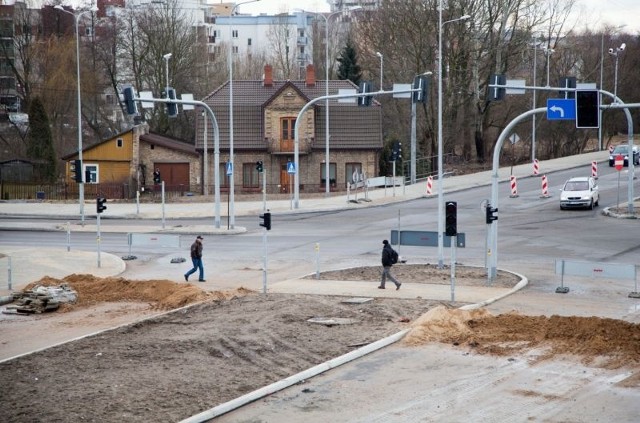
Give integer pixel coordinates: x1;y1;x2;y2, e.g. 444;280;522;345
532;159;539;176
591;161;598;179
540;174;550;198
425;176;433;196
509;175;519;198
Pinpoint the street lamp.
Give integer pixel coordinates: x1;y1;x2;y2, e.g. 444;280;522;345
437;3;470;268
375;51;383;91
542;45;554;87
296;8;360;196
54;5;98;224
228;0;260;229
599;27;625;151
609;42;626;102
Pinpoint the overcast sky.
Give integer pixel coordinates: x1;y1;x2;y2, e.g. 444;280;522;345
235;0;640;33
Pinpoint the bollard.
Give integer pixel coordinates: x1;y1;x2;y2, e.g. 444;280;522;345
425;176;433;196
509;175;519;198
532;159;539;176
540;174;550;198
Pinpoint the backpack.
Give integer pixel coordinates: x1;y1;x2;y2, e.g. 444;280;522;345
390;248;399;264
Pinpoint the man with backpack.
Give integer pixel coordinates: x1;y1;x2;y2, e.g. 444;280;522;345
379;240;401;290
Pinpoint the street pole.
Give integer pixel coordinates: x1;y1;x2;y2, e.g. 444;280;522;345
227;0;259;229
54;6;97;225
437;4;470;268
532;34;537;163
376;52;383;91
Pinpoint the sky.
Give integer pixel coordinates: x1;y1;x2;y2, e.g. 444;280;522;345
577;0;640;33
234;0;330;15
232;0;640;34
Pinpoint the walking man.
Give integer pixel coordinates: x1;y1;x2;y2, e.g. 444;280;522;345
379;240;401;290
184;235;205;282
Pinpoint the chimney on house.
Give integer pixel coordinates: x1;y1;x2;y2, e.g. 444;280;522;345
306;64;315;87
263;64;273;87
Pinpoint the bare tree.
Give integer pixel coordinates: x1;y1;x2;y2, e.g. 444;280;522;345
266;14;297;79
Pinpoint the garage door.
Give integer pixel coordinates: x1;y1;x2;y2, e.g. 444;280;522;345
155;163;189;187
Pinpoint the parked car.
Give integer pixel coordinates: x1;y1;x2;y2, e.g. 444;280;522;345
560;176;599;210
609;144;639;167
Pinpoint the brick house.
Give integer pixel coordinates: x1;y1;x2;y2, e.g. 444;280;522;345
198;64;383;194
62;123;201;198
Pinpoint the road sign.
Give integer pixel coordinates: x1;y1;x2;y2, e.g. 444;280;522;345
615;154;624;171
287;162;296;174
547;99;576;120
226;161;233;176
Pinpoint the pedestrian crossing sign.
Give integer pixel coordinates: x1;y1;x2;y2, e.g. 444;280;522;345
287;162;296;174
226;161;233;176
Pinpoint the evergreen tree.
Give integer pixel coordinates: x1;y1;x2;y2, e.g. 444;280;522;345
26;96;57;182
336;38;362;86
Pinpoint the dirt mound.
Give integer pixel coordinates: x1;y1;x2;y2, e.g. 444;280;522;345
24;274;252;311
405;306;640;371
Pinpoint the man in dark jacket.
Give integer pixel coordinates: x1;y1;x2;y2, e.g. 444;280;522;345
184;235;205;282
379;240;401;290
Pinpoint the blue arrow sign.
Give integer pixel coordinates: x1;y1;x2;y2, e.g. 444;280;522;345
287;162;296;174
547;99;576;120
226;161;233;176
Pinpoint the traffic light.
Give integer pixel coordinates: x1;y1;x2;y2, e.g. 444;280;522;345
390;141;402;161
122;85;137;115
70;159;82;183
485;204;498;224
412;75;430;103
96;196;107;214
259;212;271;230
357;81;372;106
445;201;457;236
488;74;506;101
575;89;599;128
166;87;178;118
256;161;263;173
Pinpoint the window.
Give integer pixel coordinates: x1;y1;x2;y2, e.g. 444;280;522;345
84;164;98;184
298;28;304;37
232;29;238;38
320;163;337;187
232;46;239;54
247;38;252;46
346;163;363;183
116;138;123;148
242;163;259;188
281;117;296;139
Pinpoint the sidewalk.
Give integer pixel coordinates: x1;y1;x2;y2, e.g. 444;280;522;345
0;151;613;233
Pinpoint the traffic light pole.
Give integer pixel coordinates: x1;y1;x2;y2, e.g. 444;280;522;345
123;94;223;229
96;213;101;268
293;87;420;209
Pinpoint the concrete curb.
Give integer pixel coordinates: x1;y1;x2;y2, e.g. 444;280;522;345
179;328;410;423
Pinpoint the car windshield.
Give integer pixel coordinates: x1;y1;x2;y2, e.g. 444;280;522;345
613;146;628;154
564;181;589;191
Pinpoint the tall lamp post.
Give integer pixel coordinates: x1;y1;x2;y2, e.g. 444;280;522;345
298;8;360;196
542;45;554;86
609;42;626;102
163;53;171;97
437;3;470;268
228;0;259;229
375;51;383;91
54;5;97;224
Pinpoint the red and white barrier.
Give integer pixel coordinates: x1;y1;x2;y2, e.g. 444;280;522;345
532;159;539;176
425;176;433;196
509;175;519;198
540;174;550;198
591;161;598;179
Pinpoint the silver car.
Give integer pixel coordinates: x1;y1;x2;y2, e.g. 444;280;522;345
560;176;599;210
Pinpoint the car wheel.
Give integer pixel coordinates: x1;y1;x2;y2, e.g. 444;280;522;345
595;198;599;207
589;200;594;210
